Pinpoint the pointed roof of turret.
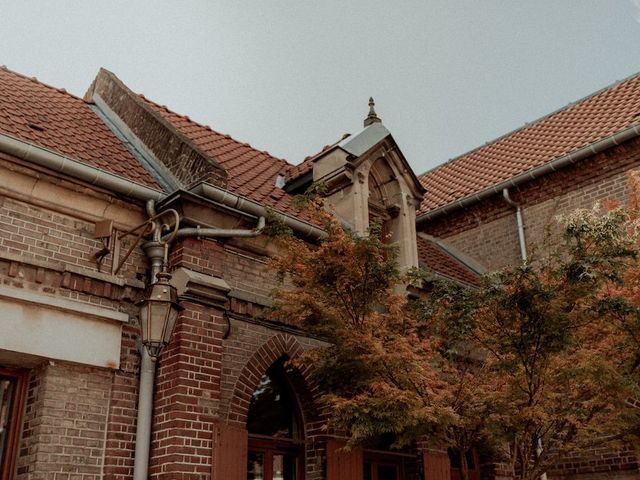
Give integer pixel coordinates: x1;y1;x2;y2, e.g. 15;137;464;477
364;97;382;126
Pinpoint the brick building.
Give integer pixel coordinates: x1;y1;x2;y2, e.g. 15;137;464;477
0;63;638;480
0;66;467;480
417;72;640;480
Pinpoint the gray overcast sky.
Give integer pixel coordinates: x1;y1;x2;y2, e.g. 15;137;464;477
1;1;640;175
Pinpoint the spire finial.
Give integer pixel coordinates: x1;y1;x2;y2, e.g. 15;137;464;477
364;97;382;127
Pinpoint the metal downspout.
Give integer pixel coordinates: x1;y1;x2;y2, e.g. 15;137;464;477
133;348;156;480
133;216;164;480
161;216;266;242
503;188;527;263
192;183;326;240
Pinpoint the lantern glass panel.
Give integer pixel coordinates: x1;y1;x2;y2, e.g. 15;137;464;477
139;303;150;344
163;308;180;345
150;302;171;344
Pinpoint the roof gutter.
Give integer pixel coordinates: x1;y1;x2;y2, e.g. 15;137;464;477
0;132;165;201
192;182;326;241
417;123;640;224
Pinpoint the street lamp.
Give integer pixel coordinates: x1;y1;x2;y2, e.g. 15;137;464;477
137;270;183;358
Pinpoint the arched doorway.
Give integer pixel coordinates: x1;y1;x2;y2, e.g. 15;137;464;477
246;358;304;480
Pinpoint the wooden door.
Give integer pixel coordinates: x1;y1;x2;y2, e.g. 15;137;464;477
327;438;364;480
211;423;248;480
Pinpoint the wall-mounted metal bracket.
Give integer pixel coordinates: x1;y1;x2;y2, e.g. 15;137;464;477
93;209;180;276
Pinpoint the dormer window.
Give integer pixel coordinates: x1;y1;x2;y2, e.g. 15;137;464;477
303;101;425;270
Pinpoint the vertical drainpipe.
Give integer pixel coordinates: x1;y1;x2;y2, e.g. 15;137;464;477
502;188;527;263
503;189;546;480
133;241;164;480
133;199;164;480
133;348;156;480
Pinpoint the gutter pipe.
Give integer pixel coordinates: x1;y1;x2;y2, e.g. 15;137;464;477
162;216;266;242
0;132;325;241
417;124;640;224
502;189;527;263
0;132;164;201
192;183;326;241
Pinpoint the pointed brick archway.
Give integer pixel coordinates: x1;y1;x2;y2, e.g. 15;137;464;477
226;332;317;427
213;333;322;480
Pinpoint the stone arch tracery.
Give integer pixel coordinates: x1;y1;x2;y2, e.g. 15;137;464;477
367;157;403;237
362;155;422;269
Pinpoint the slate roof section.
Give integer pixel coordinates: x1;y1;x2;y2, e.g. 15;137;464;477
419;72;640;215
140;96;311;218
417;236;481;287
0;66;161;189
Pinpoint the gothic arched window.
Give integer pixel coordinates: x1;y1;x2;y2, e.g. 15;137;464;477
246;359;304;480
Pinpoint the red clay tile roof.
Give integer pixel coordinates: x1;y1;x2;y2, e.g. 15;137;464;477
417;236;480;287
419;72;640;215
140;96;313;218
0;66;161;189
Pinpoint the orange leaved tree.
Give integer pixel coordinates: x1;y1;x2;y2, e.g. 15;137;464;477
268;200;640;480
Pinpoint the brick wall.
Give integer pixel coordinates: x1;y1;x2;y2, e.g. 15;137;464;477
0;195;147;280
0;180;146;478
223;244;279;303
16;363;113;480
0;189;333;480
102;323;140;480
549;443;639;480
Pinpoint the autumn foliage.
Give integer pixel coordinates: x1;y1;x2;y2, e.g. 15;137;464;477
268;193;640;480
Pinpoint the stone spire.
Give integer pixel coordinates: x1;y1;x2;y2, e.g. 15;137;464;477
364;97;382;127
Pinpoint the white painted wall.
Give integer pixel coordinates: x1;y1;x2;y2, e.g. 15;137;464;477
0;286;127;369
